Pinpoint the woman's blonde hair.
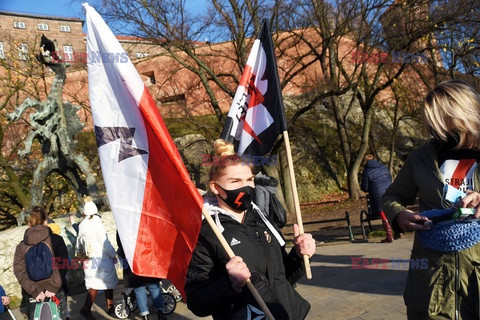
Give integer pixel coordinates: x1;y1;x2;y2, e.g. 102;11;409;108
208;139;245;181
423;80;480;149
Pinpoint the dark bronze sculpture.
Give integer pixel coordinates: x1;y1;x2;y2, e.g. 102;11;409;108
7;35;101;213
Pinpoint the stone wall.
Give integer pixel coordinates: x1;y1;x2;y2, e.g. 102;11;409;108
0;211;119;298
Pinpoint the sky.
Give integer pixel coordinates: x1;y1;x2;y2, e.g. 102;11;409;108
0;0;208;34
0;0;94;19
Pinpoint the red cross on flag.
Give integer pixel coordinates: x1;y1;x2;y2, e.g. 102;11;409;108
83;3;202;298
221;19;287;156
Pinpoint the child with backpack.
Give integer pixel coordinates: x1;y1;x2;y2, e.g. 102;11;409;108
13;206;69;320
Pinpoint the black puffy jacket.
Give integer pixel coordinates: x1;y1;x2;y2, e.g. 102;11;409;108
361;159;392;214
185;204;310;319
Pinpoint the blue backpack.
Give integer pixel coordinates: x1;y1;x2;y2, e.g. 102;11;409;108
25;242;54;281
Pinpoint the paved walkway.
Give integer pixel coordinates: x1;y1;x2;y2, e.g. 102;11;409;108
4;234;414;320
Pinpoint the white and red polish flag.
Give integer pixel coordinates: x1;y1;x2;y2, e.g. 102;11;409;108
83;3;202;297
220;19;287;156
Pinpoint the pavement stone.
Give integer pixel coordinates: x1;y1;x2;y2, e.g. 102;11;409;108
2;233;414;320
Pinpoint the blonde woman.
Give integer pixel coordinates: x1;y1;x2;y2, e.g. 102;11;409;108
383;80;480;319
185;140;315;320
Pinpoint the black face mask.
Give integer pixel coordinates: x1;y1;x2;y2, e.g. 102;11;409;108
215;183;255;211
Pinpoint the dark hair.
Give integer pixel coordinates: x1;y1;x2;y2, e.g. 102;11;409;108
28;206;47;226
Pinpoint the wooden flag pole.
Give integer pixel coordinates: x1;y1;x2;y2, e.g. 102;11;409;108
201;206;276;320
282;130;313;279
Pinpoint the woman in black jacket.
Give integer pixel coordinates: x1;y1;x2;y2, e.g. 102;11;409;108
185;139;315;320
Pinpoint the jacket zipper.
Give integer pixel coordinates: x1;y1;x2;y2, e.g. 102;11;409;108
455;251;459;320
420;155;444;185
421;146;457;320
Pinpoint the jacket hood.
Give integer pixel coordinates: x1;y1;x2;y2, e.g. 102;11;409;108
23;225;51;246
254;173;279;187
254;173;279;194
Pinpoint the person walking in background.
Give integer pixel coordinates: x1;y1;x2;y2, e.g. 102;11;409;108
13;206;69;319
185;139;315;320
361;154;398;243
46;212;62;236
77;197;118;319
46;211;71;320
0;285;10;314
382;80;480;319
116;233;167;320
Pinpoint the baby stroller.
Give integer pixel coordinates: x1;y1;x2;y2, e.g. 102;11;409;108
5;305;17;320
114;281;179;319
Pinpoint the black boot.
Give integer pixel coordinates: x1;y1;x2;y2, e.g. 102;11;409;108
142;315;149;320
105;289;115;316
80;289;98;320
157;310;167;320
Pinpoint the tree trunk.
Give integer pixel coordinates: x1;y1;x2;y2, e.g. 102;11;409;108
348;105;375;199
388;101;400;175
0;156;30;209
348;169;363;199
329;95;351;170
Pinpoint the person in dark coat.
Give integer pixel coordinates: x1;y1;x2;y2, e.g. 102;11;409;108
253;172;287;229
185;139;315;320
360;154;398;242
116;233;167;320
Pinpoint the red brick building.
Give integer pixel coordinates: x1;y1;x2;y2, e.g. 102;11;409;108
0;10;166;65
0;9;433;125
0;11;84;62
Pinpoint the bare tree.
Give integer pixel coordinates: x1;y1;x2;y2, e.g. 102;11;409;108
91;0;480;202
385;0;480;88
283;0;479;199
94;0;276;124
0;34;46;226
282;0;418;199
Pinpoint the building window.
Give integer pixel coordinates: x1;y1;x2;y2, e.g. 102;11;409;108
63;45;74;62
0;42;4;59
135;52;149;58
141;71;156;85
159;93;186;104
14;21;26;29
60;25;71;32
18;43;28;60
38;23;49;31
